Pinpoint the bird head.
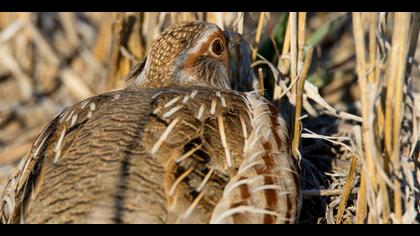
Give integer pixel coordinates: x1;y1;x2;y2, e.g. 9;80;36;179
134;21;232;90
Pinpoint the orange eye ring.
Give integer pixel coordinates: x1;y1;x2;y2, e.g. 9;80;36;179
209;38;224;57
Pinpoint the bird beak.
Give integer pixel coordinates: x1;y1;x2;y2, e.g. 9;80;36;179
223;31;256;92
224;31;242;49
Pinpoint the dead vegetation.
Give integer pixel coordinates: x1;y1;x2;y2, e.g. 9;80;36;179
0;12;419;224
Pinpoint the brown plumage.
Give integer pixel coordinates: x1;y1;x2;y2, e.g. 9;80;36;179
0;21;300;224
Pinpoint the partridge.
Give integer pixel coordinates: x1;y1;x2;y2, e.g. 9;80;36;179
0;21;300;224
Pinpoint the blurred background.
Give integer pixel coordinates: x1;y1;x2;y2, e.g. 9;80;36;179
0;12;419;224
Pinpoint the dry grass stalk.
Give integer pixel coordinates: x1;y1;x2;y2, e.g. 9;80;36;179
258;67;264;96
302;187;360;197
59;13;79;47
0;142;32;165
368;13;378;84
61;69;95;100
107;13;126;90
355;170;368;223
297;12;307;71
352;13;379;210
292;47;312;160
235;13;244;34
291;12;309;161
94;13;114;65
0;46;32;100
289;12;298;97
374;14;393;224
387;12;411;223
252;12;265;61
336;155;358;224
27;22;60;66
278;13;291;75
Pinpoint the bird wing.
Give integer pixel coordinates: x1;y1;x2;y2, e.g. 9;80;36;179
209;92;301;224
0;90;130;223
0;87;300;224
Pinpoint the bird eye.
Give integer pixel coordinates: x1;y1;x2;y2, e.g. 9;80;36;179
210;38;224;57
